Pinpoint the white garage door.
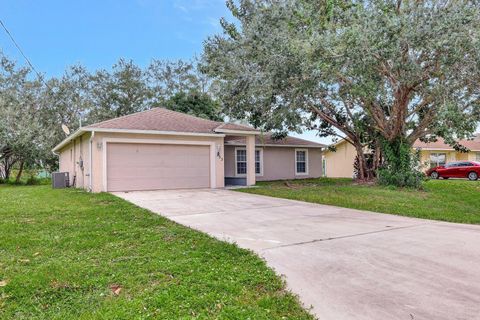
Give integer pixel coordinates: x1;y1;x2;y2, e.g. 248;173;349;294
106;143;211;192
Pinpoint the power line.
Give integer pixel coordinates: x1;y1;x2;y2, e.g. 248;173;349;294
0;18;52;90
0;19;59;97
0;18;86;128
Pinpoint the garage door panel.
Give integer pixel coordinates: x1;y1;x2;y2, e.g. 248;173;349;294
107;177;208;191
108;167;210;179
108;160;210;171
107;143;210;191
126;155;209;168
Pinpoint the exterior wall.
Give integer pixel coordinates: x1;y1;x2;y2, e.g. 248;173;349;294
90;132;225;193
457;152;469;161
225;145;323;181
58;133;91;189
58;145;74;181
468;151;480;162
323;140;356;178
245;135;256;186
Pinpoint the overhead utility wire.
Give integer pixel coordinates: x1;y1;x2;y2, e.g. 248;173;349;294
0;18;54;91
0;18;83;128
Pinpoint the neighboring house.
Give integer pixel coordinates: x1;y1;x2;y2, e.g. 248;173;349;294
52;108;325;192
415;137;480;169
322;139;357;178
323;136;480;178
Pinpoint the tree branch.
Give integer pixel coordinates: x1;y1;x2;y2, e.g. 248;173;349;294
309;103;357;143
407;95;434;118
407;107;437;144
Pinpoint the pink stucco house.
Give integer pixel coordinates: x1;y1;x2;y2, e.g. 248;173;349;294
53;108;324;192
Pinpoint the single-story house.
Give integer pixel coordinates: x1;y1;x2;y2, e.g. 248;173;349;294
52;108;325;192
414;137;480;168
321;139;357;178
323;136;480;178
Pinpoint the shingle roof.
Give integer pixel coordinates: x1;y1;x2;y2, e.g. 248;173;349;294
225;133;325;148
413;135;480;151
214;123;259;132
86;108;257;134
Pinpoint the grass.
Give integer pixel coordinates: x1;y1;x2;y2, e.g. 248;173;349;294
237;178;480;225
0;185;313;320
0;177;51;186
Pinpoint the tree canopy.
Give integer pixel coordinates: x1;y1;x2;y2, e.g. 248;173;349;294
0;56;54;180
202;0;480;182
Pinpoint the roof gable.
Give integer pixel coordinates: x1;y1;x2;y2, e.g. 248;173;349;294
413;135;480;151
86;108;257;134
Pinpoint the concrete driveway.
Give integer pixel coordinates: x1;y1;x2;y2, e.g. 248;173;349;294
114;189;480;320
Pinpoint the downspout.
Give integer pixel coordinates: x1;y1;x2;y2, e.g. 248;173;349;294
89;131;95;192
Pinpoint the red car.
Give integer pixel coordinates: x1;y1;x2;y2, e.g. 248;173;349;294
427;161;480;181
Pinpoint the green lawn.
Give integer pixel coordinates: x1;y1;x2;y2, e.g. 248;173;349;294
0;185;313;320
238;178;480;225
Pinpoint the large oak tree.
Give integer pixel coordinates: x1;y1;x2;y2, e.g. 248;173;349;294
202;0;480;182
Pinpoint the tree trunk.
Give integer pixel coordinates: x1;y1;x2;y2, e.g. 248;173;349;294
1;158;14;181
377;136;423;188
15;160;24;183
353;143;369;180
373;140;382;173
382;137;410;171
1;147;16;181
3;165;10;181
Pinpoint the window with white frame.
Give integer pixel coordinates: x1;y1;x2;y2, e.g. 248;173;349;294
429;153;446;168
236;149;247;175
295;149;308;175
255;149;262;175
235;148;263;176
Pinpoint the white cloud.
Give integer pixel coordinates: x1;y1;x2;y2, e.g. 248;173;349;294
173;0;224;13
205;16;220;29
174;3;188;13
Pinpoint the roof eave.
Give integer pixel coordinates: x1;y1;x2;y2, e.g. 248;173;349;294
327;138;353;148
84;127;226;137
214;128;261;135
415;147;480;152
52;127;227;154
225;142;324;148
52;129;88;153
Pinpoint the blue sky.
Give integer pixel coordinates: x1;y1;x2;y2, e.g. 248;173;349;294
0;0;328;144
1;0;229;75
